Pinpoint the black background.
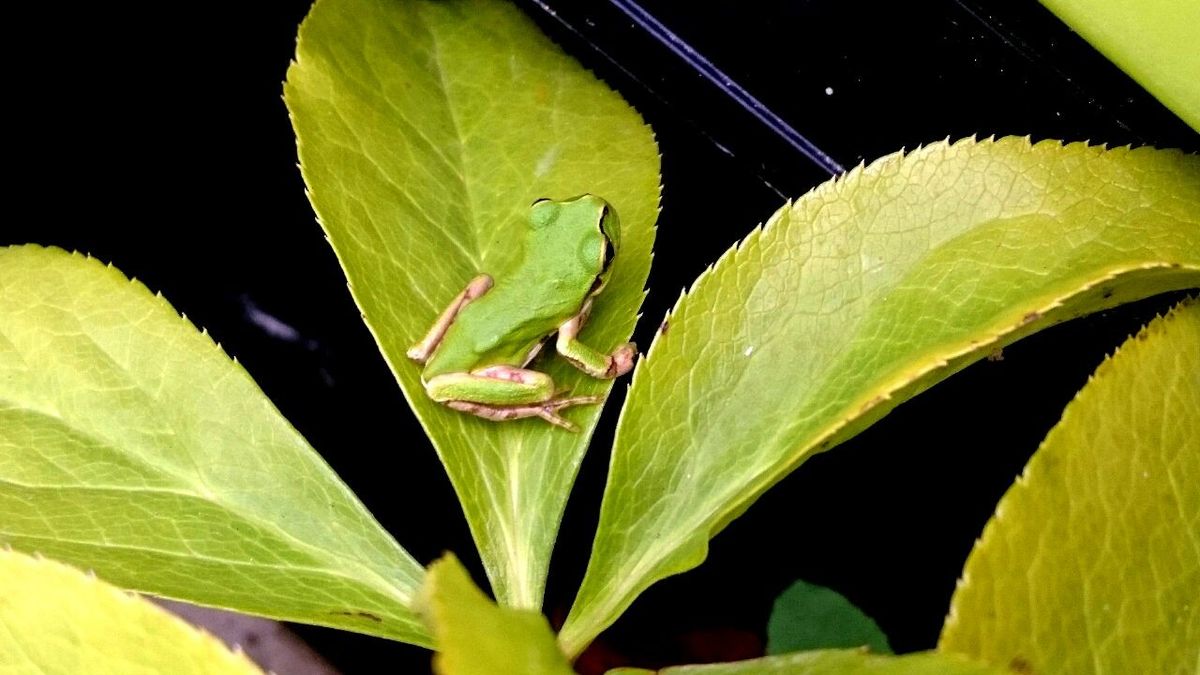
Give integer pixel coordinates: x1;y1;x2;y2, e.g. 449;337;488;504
5;1;1196;673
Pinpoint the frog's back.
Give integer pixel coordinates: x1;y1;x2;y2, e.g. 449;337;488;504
420;195;610;379
421;274;589;378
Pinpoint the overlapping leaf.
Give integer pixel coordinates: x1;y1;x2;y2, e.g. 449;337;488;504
940;300;1199;673
419;554;574;675
1039;0;1200;132
0;550;263;675
630;650;1002;675
767;580;890;655
561;138;1200;654
0;246;428;645
285;0;659;609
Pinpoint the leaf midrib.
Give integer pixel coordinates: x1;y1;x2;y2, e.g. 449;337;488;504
421;6;483;269
588;261;1200;636
406;7;553;608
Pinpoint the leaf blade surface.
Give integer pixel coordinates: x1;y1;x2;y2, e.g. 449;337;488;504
767;579;891;655
0;550;265;675
561;138;1200;654
420;554;574;675
939;299;1200;673
651;649;1002;675
1039;0;1200;132
0;245;428;645
284;0;660;608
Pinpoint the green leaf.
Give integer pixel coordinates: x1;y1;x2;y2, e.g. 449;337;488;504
419;554;574;675
767;580;891;655
1039;0;1200;132
284;0;659;609
939;299;1200;673
648;649;1003;675
0;246;429;646
0;549;264;675
561;138;1200;655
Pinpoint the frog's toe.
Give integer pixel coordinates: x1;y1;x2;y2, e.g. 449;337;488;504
547;394;603;409
607;343;637;378
537;409;579;431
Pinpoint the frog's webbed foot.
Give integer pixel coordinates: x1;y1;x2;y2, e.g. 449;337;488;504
445;395;602;432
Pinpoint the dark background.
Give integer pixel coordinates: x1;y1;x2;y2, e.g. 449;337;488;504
6;1;1196;673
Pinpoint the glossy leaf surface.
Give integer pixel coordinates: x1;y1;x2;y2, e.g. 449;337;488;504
0;550;264;675
285;0;659;608
562;138;1200;654
940;300;1200;673
1040;0;1200;131
0;246;428;645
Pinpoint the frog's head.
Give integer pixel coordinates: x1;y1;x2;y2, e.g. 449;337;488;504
593;196;620;295
530;194;620;296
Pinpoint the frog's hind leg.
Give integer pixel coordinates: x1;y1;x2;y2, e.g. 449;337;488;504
445;397;600;431
556;299;637;378
427;365;601;431
407;274;493;364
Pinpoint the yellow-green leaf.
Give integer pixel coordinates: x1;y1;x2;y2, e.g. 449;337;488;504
1039;0;1200;132
0;245;428;646
0;549;263;675
284;0;659;609
419;554;574;675
643;649;1002;675
939;299;1200;673
561;138;1200;655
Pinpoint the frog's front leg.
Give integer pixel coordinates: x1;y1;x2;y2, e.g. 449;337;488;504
426;366;601;431
556;299;637;378
407;274;493;364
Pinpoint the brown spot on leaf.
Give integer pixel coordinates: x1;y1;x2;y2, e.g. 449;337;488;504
1020;311;1042;326
1009;656;1034;673
987;348;1005;362
657;318;670;336
860;394;885;413
330;610;382;622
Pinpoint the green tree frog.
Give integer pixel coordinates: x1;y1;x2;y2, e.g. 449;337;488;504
407;194;636;431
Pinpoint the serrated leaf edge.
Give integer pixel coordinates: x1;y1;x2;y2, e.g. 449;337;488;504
565;136;1199;655
0;244;428;644
938;295;1199;643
